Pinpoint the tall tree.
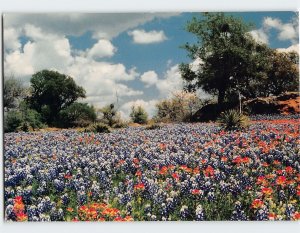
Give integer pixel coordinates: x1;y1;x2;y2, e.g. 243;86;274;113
180;13;272;105
28;70;86;125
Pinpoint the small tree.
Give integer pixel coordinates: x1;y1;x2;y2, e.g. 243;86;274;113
130;105;148;124
99;103;118;127
4;75;26;111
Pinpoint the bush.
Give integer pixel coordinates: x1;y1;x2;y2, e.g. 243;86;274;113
4;110;23;132
4;107;44;132
85;123;111;133
130;106;148;124
217;109;250;131
59;102;97;128
155;91;203;123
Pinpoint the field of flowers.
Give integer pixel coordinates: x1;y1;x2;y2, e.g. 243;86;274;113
4;117;300;221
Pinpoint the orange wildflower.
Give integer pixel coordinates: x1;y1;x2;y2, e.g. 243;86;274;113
261;187;273;196
134;183;145;191
191;189;202;195
268;213;276;220
251;199;264;209
276;176;286;186
172;173;179;180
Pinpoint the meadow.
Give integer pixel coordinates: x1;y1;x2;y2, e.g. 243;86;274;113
4;116;300;221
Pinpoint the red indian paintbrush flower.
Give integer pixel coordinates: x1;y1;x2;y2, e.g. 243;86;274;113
251;199;264;209
134;183;145;191
276;176;286;186
261;187;273;196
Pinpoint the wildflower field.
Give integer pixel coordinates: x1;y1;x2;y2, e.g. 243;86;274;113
4;117;300;221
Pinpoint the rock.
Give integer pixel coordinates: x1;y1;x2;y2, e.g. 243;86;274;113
243;92;299;115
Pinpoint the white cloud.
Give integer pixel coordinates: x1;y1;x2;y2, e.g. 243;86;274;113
277;44;299;53
128;29;167;44
86;39;116;59
249;29;269;44
155;64;183;98
263;17;282;29
120;99;158;119
249;16;298;45
4;32;73;80
3;27;21;51
277;23;297;41
140;70;158;87
261;17;298;43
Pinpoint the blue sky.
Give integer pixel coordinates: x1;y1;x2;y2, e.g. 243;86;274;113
3;12;299;117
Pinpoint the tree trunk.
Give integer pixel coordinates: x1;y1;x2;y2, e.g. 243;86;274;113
218;89;225;106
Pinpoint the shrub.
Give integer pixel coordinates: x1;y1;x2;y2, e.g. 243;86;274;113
130;106;148;124
85;123;111;133
98;104;119;127
4;110;23;132
4;102;45;132
155;91;203;122
59;102;97;128
217;109;250;131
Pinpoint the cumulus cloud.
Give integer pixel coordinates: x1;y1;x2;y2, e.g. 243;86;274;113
155;64;184;98
276;44;299;53
120;99;158;119
140;70;158;87
4;27;73;80
250;16;298;45
128;29;167;44
3;27;21;51
249;29;269;44
86;39;117;59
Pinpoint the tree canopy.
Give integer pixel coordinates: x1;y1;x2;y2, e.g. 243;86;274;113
28;70;86;125
179;13;273;105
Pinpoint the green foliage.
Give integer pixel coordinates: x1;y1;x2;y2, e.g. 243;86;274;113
59;102;97;128
28;70;86;126
217;109;250;131
99;104;119;127
4;110;23;132
85;123;111;133
180;13;272;105
130;105;148;124
3;103;44;132
265;51;299;96
4;75;26;111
